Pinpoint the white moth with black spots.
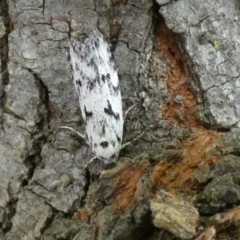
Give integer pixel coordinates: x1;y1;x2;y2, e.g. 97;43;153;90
69;31;123;165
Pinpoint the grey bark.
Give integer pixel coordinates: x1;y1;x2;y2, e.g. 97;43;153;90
0;0;240;239
159;0;240;128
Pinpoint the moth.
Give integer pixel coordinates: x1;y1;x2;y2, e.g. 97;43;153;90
68;31;123;165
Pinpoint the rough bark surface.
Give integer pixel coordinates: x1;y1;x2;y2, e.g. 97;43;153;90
0;0;240;239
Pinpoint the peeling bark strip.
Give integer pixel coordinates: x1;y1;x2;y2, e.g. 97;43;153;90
96;160;150;211
150;188;199;239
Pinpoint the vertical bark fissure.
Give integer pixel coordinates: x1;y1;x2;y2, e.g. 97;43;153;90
0;0;12;126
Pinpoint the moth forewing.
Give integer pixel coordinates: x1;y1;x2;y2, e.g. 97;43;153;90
69;31;123;165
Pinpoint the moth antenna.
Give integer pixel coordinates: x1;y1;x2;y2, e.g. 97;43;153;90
121;131;145;150
59;126;85;139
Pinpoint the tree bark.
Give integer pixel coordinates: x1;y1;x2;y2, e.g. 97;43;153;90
1;0;240;239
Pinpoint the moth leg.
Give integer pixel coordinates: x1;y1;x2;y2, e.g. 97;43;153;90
121;131;145;149
123;101;145;149
80;156;97;174
124;103;137;123
59;126;85;139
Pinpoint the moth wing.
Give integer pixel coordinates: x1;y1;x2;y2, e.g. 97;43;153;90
69;31;123;161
